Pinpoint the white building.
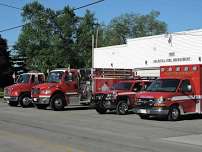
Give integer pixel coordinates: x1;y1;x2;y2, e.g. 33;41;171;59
93;29;202;72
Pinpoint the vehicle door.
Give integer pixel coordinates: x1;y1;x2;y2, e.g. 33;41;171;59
63;72;78;95
178;79;196;113
29;74;36;89
37;74;45;84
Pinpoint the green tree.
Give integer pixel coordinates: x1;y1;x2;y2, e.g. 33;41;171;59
0;35;12;86
16;2;79;72
76;10;97;67
102;10;167;46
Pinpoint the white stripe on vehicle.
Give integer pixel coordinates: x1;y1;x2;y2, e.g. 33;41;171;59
171;95;202;101
65;92;78;95
39;95;51;98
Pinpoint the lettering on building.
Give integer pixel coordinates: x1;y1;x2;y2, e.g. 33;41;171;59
153;57;191;64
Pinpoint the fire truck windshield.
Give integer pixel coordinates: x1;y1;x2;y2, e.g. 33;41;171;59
47;71;64;83
146;79;180;92
112;82;132;90
16;74;30;83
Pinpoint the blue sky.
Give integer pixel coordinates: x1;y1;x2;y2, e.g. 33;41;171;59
0;0;202;46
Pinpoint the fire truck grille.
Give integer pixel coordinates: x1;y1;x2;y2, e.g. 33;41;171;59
32;88;40;95
94;94;106;101
4;88;9;96
136;98;155;107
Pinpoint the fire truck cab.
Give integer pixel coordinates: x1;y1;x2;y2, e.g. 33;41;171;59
31;68;91;110
134;64;202;121
4;72;45;107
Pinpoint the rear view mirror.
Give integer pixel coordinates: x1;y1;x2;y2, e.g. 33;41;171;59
187;85;192;92
182;85;192;92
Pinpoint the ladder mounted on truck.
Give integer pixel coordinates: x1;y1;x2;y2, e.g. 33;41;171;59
92;68;133;79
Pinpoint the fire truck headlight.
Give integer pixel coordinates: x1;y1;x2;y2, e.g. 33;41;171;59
40;89;51;95
156;96;165;103
12;91;19;96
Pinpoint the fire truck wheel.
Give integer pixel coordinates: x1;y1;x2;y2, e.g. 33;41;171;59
8;101;18;107
34;104;48;109
116;101;128;115
95;102;107;114
50;94;65;111
19;93;32;108
168;106;180;121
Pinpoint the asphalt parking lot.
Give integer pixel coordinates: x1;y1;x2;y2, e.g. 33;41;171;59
0;98;202;152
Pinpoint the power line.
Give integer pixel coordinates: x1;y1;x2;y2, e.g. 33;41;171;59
0;0;104;33
73;0;104;10
0;2;22;10
0;24;26;33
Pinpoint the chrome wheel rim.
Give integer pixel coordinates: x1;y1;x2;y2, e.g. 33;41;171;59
171;108;179;120
54;98;63;107
22;97;30;106
119;103;128;114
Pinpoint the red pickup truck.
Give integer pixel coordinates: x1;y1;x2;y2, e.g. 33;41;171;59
4;72;45;107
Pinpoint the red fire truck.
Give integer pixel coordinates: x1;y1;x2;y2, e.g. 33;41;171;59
92;79;153;115
4;72;45;107
31;68;92;110
134;64;202;121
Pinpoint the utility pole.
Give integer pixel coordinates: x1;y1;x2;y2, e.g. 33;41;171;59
92;34;95;68
95;26;99;48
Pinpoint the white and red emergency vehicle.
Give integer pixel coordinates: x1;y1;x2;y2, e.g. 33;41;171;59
134;64;202;120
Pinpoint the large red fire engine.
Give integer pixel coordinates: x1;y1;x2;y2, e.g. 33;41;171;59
4;72;45;107
134;64;202;121
31;68;92;110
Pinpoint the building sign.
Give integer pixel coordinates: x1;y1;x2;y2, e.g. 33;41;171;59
153;57;191;64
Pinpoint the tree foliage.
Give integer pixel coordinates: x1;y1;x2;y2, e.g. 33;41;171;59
15;2;167;72
0;35;12;87
102;11;167;46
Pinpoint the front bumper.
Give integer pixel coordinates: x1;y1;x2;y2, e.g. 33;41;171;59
32;96;50;105
133;107;169;116
92;98;116;109
4;96;18;103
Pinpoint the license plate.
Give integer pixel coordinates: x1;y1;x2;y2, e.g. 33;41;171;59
139;109;147;114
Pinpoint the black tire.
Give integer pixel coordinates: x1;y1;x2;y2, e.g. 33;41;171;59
34;104;48;109
116;101;128;115
8;101;18;107
50;94;65;111
95;101;107;114
168;106;180;121
139;114;149;119
19;93;33;108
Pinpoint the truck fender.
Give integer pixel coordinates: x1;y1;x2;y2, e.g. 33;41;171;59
117;96;129;105
169;103;184;115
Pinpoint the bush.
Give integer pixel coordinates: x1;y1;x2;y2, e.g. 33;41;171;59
0;88;3;98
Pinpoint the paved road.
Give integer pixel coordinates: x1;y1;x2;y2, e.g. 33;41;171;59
0;98;202;152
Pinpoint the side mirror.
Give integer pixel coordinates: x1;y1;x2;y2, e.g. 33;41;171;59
187;85;192;92
133;88;138;92
182;85;192;92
